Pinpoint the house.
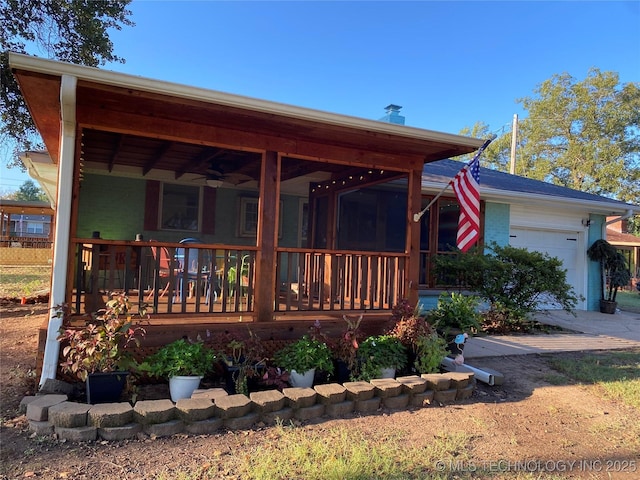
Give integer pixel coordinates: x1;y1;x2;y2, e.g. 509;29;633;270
606;217;640;287
418;160;640;311
9;53;639;387
0;199;54;247
9;53;485;385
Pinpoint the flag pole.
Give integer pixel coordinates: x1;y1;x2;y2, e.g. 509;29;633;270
413;135;496;223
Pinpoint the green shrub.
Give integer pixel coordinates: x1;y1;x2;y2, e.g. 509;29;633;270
433;242;579;325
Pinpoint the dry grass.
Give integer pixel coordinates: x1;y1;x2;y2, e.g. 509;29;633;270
0;265;51;298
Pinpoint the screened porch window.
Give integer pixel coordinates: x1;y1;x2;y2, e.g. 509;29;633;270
336;185;407;252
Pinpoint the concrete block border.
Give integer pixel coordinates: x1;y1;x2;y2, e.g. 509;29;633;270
24;372;476;442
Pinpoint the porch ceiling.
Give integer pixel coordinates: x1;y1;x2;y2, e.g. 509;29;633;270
10;53;484;188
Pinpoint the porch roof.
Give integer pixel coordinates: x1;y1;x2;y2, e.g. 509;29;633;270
9;52;483;189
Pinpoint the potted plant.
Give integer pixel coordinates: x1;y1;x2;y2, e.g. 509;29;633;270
140;338;217;401
274;335;334;388
56;293;148;404
388;299;433;373
331;315;363;383
426;292;482;343
587;239;631;314
356;335;407;381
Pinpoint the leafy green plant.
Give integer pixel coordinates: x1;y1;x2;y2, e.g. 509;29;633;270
274;335;334;375
432;242;579;324
414;333;448;374
140;339;217;378
587;239;631;302
356;335;407;381
56;293;148;382
426;292;482;337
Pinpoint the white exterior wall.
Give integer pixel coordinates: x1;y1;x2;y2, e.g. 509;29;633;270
509;204;589;310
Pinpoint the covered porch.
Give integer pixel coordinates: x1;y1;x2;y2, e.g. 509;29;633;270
9;53;483;383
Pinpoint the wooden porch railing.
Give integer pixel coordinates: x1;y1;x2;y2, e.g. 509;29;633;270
71;239;257;316
276;248;407;312
70;240;407;317
1;236;53;248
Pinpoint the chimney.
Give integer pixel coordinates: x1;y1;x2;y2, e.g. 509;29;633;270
380;104;405;125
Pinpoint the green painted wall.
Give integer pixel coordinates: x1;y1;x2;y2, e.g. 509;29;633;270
77;175;145;240
77;173;304;246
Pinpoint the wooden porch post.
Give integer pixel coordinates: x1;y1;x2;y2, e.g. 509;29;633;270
406;167;423;306
255;150;280;322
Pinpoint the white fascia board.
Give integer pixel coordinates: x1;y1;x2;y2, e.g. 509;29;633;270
9;53;484;149
420;181;640;216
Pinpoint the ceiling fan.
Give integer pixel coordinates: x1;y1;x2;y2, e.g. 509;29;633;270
194;161;253;187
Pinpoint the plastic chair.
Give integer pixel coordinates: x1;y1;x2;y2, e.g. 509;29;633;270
147;245;174;300
227;254;250;301
177;238;215;303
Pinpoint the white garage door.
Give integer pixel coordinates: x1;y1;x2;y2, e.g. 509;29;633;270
509;228;584;309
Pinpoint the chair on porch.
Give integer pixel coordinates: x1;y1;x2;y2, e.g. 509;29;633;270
227;254;250;303
177;238;216;304
146;245;174;301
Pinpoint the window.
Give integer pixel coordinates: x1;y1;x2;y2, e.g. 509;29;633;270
239;197;259;237
418;196;483;287
26;222;44;235
336;186;407;252
239;197;283;238
160;184;201;232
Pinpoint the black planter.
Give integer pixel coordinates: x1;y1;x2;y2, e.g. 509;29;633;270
223;364;265;394
599;300;617;314
334;360;352;384
86;371;129;404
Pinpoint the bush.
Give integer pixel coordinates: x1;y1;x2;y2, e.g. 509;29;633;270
432;242;579;326
388;300;434;354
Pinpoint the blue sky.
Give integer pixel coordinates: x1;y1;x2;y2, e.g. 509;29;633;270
2;0;639;194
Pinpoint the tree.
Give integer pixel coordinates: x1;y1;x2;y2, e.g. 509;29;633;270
0;0;134;169
13;179;48;201
466;70;640;205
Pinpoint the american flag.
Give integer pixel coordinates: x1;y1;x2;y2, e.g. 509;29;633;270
451;154;481;252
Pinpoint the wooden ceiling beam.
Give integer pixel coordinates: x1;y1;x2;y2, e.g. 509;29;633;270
77;105;426;171
142;141;173;176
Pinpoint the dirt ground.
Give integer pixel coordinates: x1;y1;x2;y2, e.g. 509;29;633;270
1;303;639;480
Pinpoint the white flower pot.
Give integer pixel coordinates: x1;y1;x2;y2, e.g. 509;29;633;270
380;367;396;379
169;375;203;402
289;368;315;388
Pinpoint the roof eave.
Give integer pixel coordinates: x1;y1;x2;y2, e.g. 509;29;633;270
9;52;484;150
421;181;640;215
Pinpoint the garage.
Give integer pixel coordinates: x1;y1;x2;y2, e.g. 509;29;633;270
509;227;586;310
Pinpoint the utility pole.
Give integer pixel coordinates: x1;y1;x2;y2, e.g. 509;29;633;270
509;114;518;174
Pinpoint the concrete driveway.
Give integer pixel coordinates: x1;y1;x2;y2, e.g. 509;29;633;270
464;309;640;359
